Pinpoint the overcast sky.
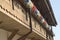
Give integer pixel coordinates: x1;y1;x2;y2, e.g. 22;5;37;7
50;0;60;40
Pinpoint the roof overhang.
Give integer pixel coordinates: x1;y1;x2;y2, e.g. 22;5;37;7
31;0;57;26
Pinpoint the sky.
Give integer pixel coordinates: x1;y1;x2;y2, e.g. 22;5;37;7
50;0;60;40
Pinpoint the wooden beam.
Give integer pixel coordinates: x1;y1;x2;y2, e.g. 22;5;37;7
8;30;19;40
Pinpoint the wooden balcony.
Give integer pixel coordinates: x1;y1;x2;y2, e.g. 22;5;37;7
0;0;47;40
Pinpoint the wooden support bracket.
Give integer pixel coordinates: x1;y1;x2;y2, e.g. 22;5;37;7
8;30;19;40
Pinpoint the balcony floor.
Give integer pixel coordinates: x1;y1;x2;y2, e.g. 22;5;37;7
0;11;46;40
